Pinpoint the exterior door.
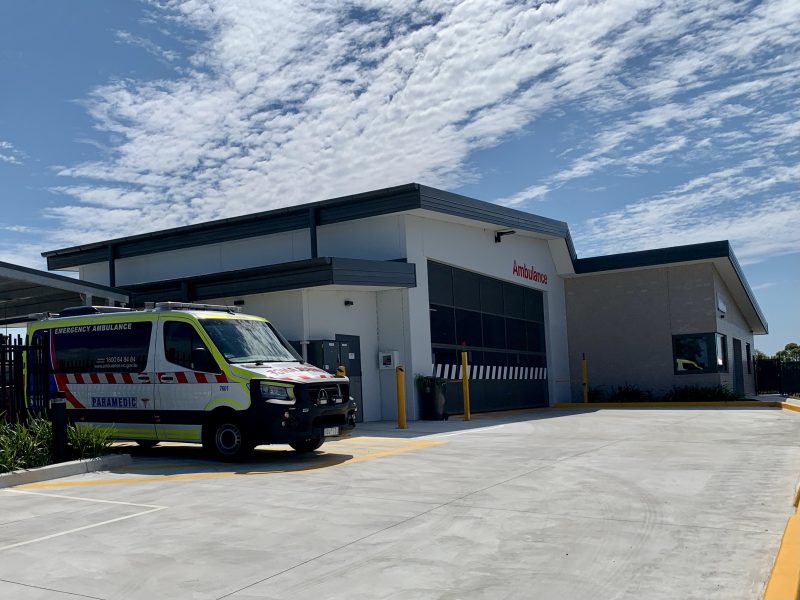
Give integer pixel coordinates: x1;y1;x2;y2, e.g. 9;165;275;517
732;338;744;396
335;334;363;423
154;318;216;443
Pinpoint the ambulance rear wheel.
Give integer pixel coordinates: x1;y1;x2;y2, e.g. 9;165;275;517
136;440;158;449
289;438;324;453
203;416;253;461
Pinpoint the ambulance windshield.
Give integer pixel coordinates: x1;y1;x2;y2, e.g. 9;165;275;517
200;318;300;364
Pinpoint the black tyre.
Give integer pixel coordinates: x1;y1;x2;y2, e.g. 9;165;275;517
136;440;159;449
203;416;253;461
289;437;324;453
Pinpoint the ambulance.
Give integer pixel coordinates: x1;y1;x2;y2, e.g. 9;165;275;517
26;303;357;460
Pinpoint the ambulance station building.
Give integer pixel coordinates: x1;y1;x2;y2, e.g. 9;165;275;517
42;184;766;421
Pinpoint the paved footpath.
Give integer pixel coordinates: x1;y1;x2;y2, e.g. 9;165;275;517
1;407;799;600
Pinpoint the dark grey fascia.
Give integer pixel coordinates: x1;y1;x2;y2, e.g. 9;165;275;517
417;185;573;247
573;241;767;334
42;183;573;269
123;257;416;305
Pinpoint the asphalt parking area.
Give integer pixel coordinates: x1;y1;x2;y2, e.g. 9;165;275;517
1;408;799;600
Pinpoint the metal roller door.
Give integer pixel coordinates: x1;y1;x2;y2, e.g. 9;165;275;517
427;260;548;413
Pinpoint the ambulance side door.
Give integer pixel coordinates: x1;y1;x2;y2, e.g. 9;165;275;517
153;318;215;442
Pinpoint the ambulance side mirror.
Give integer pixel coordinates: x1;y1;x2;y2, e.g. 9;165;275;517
192;346;217;373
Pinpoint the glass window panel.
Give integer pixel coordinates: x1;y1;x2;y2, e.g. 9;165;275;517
428;262;453;306
455;309;482;347
482;314;506;349
673;333;713;374
525;322;545;352
165;321;219;372
480;276;504;315
453;269;481;310
506;318;527;351
429;305;456;345
716;333;728;372
200;318;297;364
53;321;152;373
484;351;507;366
524;289;544;322
503;283;525;318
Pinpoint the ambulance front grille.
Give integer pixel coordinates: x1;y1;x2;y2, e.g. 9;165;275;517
306;384;345;406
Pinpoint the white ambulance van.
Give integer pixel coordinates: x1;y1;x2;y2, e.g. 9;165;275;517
26;303;357;460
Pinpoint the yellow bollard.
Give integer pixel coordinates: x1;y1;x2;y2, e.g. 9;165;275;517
581;352;588;403
461;351;471;421
395;366;407;429
336;365;346;377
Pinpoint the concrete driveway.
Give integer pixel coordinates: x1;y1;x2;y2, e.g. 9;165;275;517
1;407;799;600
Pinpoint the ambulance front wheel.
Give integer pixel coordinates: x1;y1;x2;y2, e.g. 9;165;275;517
203;415;253;461
289;437;324;453
136;440;159;449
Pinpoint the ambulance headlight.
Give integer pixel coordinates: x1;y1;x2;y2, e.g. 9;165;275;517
260;382;295;405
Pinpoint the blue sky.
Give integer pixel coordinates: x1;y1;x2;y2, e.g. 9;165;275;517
0;0;797;353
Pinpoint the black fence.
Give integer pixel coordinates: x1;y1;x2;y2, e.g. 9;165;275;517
0;334;50;422
755;358;800;396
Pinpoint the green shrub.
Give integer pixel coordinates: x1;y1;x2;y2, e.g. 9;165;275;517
606;384;654;403
587;387;605;403
0;416;53;473
662;385;744;402
67;423;112;460
0;418;113;473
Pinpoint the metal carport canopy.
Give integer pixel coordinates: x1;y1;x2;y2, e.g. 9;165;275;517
0;260;129;326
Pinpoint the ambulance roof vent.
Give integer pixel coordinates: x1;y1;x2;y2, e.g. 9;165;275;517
57;306;134;318
152;302;241;313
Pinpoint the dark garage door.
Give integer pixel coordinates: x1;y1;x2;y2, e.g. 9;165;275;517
428;260;548;413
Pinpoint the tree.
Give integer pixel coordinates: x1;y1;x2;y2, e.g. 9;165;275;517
776;343;800;362
753;349;770;360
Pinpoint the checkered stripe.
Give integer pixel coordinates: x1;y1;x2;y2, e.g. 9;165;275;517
158;372;229;383
63;372;228;384
433;365;548;380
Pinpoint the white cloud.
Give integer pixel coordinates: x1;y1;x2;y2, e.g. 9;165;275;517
5;0;794;270
45;0;701;245
0;140;23;165
115;30;180;65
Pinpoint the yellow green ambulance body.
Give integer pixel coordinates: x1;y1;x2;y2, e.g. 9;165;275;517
26;303;356;459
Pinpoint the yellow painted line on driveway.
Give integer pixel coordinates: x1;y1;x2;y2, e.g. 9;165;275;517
17;438;446;490
764;509;800;600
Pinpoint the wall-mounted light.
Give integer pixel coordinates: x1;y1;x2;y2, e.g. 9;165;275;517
344;299;354;307
494;230;516;243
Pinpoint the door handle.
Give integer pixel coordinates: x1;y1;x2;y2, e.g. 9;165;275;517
137;374;151;381
160;375;175;382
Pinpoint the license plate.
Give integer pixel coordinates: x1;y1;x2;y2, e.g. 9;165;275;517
323;426;340;437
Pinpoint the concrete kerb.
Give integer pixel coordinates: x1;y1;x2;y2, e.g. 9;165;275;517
0;454;132;489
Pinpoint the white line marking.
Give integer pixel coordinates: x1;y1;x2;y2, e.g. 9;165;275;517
4;489;163;509
0;489;167;552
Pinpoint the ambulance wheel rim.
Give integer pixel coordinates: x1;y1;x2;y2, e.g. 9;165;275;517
215;423;242;454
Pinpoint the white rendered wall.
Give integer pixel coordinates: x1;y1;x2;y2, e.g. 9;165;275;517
79;214;407;288
304;289;382;422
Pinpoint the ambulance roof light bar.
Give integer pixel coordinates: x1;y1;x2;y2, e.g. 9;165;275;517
151;302;242;314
